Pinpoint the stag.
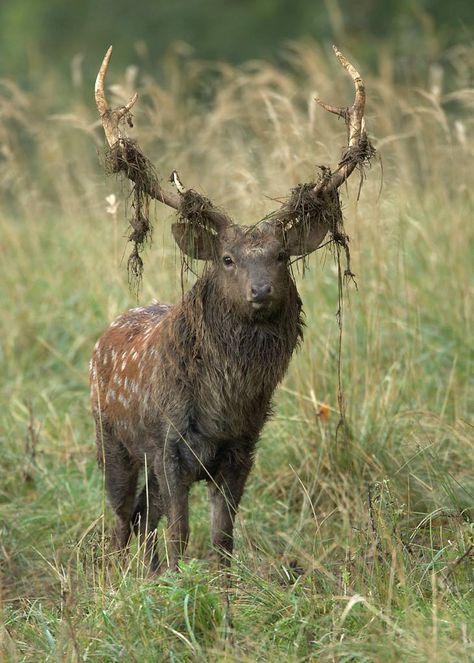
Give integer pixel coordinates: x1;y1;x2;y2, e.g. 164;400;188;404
90;46;371;572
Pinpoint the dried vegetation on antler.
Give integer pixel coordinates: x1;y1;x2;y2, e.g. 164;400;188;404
269;46;375;274
96;46;232;283
95;45;375;285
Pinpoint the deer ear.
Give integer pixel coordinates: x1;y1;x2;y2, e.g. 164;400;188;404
171;223;219;261
284;222;329;256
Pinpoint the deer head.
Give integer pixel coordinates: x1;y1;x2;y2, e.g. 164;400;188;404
95;45;372;311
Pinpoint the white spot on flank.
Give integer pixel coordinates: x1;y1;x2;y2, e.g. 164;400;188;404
118;393;129;408
106;389;116;403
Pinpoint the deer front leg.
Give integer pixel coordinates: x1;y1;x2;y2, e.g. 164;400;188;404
208;452;254;566
132;469;164;573
153;442;191;571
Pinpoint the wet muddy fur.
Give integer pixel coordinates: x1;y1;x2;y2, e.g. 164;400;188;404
94;99;374;571
91;253;303;571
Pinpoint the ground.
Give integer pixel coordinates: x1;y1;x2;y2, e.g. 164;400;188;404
0;47;473;661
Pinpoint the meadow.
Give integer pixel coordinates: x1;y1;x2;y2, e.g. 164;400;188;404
0;42;473;661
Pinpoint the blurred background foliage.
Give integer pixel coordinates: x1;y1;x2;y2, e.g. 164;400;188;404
1;2;473;660
1;0;473;87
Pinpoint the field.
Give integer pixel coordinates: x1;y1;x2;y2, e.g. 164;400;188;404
1;43;473;661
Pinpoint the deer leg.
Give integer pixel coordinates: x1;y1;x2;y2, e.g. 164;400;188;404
99;434;139;554
153;443;191;571
132;469;164;572
208;452;254;566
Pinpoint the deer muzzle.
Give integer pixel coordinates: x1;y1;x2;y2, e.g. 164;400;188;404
248;283;273;308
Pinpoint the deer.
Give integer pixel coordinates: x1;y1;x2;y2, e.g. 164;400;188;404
90;45;372;573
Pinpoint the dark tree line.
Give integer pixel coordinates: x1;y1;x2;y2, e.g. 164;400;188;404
1;0;472;82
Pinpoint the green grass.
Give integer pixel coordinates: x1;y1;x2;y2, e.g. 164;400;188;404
1;44;473;661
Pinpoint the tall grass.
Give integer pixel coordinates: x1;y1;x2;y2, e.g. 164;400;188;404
1;42;473;661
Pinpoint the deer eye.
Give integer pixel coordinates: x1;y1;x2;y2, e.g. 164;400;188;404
277;250;288;263
222;255;234;267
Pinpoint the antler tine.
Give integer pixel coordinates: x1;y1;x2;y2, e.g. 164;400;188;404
332;45;366;146
315;44;365;122
313;46;370;195
315;98;345;118
117;92;139;120
95;45;139;147
94;45;112;115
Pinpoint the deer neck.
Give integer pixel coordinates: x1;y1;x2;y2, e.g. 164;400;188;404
189;270;303;388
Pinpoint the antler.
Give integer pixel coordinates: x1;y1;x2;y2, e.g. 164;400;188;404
95;46;139;147
267;46;373;255
95;46;232;230
314;45;371;194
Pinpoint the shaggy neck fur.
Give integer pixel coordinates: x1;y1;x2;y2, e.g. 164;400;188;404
170;267;304;443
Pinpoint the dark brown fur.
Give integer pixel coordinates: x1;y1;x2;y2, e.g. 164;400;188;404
91;44;373;572
90;223;306;571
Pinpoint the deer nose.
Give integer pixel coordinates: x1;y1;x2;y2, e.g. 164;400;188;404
250;283;273;303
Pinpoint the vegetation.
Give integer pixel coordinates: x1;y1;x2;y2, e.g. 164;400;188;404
1;41;473;661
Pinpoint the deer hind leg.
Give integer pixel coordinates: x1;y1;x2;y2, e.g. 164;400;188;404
96;424;139;555
132;469;164;573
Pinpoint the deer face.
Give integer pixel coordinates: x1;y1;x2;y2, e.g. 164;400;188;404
217;225;291;317
172;220;327;318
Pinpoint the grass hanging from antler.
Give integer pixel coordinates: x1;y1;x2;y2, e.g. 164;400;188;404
275;134;376;442
104;138;158;293
177;189;222;293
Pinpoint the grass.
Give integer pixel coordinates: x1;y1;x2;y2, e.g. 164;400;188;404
0;42;473;661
